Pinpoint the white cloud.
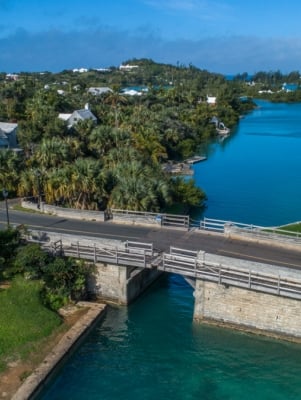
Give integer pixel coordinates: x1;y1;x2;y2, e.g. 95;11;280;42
0;26;300;74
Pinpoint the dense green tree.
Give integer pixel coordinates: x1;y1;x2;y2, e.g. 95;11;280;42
0;59;261;214
0;150;20;194
171;177;206;207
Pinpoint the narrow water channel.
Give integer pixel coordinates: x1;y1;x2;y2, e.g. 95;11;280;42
39;100;301;399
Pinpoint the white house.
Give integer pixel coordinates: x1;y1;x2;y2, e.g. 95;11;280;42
207;96;217;105
119;64;139;71
122;89;142;96
0;122;18;149
72;68;88;73
58;104;97;128
87;87;113;96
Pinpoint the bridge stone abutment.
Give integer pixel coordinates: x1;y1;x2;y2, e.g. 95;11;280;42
193;279;301;341
88;263;162;305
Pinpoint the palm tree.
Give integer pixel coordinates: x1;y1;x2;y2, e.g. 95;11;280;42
132;126;167;164
108;153;170;211
0;150;20;194
44;166;72;205
88;125;130;158
103;89;127;128
34;137;70;169
69;158;105;210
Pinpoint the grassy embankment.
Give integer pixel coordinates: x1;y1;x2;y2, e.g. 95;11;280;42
0;276;62;373
279;222;301;234
276;222;301;237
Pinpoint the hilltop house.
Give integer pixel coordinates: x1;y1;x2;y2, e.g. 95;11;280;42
207;96;217;105
0;122;18;149
87;87;112;96
58;104;97;128
119;64;139;71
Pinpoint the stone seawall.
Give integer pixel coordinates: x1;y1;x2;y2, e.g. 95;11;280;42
12;302;106;400
194;280;301;342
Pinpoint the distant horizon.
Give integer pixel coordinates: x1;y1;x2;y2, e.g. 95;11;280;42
2;63;299;78
1;1;301;74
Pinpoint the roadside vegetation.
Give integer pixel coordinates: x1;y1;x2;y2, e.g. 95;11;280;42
0;227;94;374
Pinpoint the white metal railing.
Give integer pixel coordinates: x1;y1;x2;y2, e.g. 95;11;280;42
199;217;301;243
110;209;189;229
200;217;226;232
162;249;301;300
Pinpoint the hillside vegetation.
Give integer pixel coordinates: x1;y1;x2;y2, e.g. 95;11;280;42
2;59;300;212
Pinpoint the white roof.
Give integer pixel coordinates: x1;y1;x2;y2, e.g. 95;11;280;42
123;89;142;96
0;122;18;133
207;96;216;104
58;113;72;121
88;87;112;95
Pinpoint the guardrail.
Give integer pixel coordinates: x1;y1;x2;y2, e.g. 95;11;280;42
46;239;156;269
110;209;190;229
200;217;226;232
29;231;301;301
20;200;190;229
19;200;301;243
199;218;301;246
162;247;301;300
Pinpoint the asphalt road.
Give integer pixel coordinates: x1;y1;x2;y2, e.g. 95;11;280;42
1;204;301;271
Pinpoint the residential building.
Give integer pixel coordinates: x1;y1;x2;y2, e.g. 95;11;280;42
58;104;97;128
0;122;18;149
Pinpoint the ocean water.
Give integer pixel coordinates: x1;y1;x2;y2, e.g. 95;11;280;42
195;100;301;226
39;100;301;400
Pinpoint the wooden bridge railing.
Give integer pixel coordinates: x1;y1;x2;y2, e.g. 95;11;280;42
162;249;301;300
35;235;301;301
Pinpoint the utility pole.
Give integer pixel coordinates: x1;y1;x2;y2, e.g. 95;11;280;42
2;189;9;227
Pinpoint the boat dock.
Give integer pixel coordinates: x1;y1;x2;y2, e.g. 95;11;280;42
185;156;207;164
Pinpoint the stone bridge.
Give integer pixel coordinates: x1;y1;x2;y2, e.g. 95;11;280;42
27;229;301;343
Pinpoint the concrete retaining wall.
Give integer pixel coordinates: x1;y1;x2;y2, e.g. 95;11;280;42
21;200;106;222
110;213;161;227
194;279;301;341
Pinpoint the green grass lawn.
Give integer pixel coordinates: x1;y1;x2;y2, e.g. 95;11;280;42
0;276;62;372
279;222;301;233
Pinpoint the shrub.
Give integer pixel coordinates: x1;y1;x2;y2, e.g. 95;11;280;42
10;243;49;279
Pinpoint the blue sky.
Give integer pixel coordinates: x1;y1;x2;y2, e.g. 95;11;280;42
1;0;301;74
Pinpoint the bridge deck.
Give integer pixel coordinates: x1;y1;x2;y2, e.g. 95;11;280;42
31;232;301;301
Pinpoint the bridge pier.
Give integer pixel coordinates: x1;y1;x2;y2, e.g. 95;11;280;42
193;279;301;342
87;263;162;305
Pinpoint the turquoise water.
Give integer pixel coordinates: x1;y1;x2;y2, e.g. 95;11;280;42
195;99;301;226
39;275;301;400
39;100;301;399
